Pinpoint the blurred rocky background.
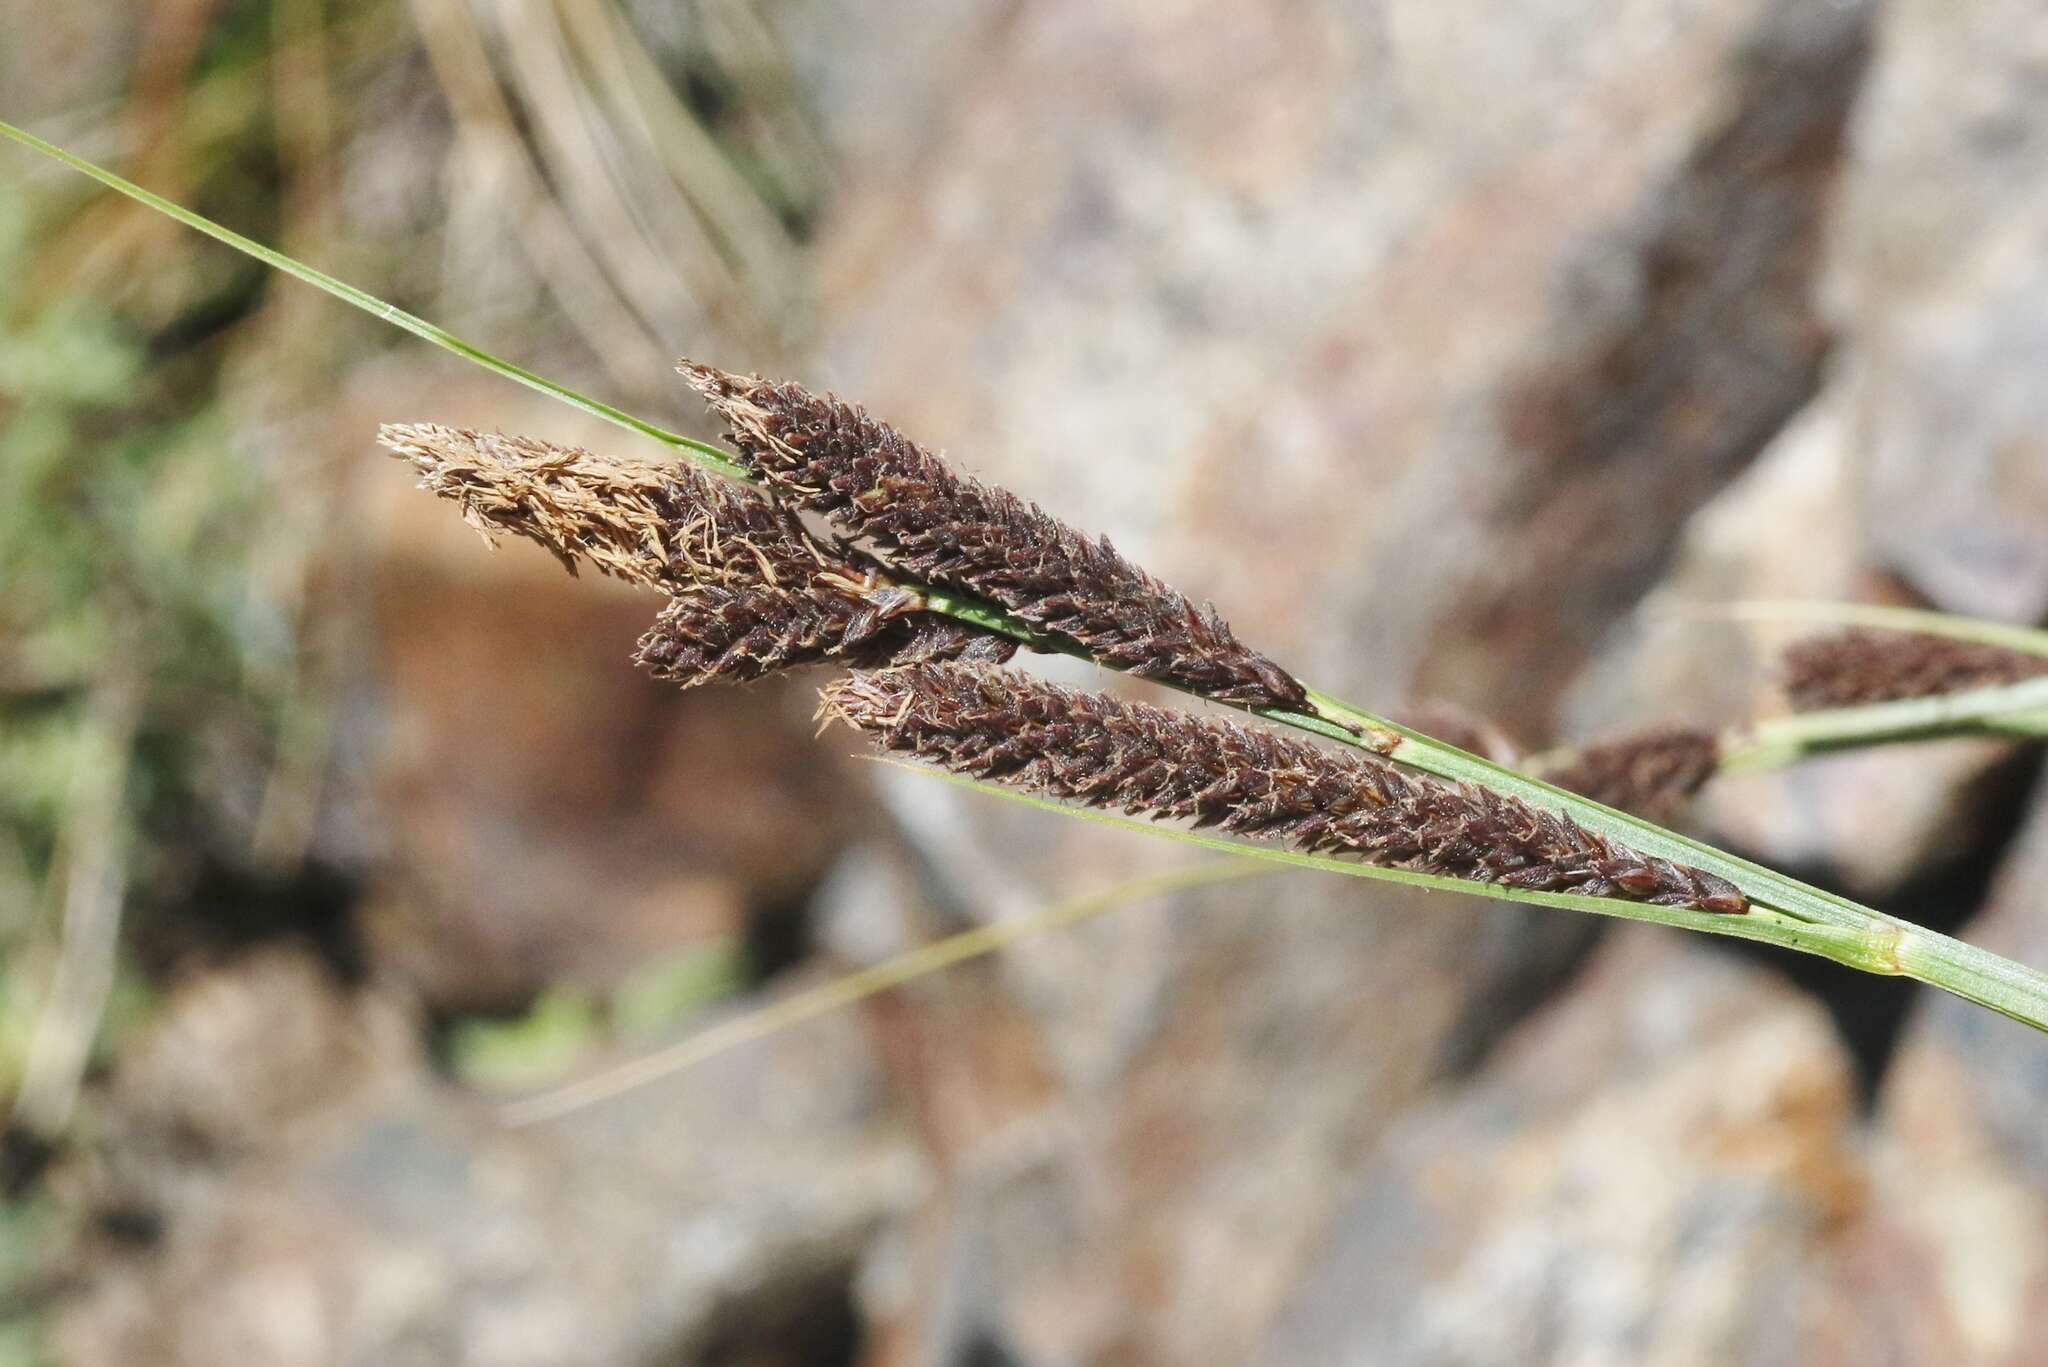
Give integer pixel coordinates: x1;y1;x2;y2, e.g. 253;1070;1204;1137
3;0;2047;1362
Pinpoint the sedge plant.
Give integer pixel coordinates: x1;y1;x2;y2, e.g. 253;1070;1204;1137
8;116;2048;1069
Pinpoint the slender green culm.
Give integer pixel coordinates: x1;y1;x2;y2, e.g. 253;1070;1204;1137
1721;677;2048;769
1685;599;2048;658
0;118;748;482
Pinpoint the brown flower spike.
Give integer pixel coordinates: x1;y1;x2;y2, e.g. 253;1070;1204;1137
1537;725;1722;820
1783;628;2048;711
679;361;1311;712
823;664;1747;913
378;423;1016;685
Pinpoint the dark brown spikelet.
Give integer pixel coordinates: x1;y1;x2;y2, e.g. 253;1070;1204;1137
636;587;1015;686
1536;726;1721;820
678;360;1311;712
822;665;1747;913
380;423;1016;685
1782;628;2048;711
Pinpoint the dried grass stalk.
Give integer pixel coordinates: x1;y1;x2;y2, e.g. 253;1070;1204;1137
379;423;1015;684
1782;628;2048;711
1536;726;1720;820
379;423;827;593
822;664;1747;912
679;361;1310;711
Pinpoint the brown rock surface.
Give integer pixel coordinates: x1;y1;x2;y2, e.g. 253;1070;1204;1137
58;950;920;1367
1834;0;2048;623
1262;931;1864;1367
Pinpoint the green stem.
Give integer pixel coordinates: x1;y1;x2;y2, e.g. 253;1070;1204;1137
1696;599;2048;658
915;586;1049;647
1522;681;2048;780
1718;677;2048;769
0;118;748;481
1892;927;2048;1031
